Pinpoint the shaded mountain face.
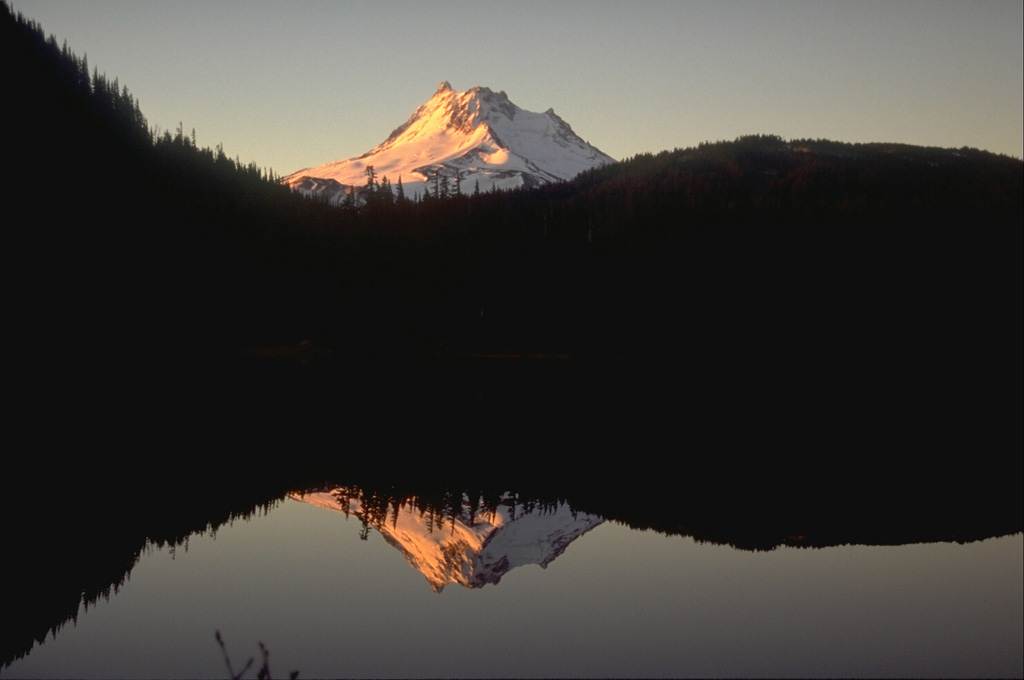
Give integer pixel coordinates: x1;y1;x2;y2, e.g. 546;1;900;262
291;490;604;592
283;81;615;202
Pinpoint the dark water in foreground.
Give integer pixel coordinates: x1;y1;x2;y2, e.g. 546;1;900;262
5;495;1021;679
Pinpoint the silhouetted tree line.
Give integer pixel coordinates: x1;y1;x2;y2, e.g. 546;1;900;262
322;484;566;537
3;0;1020;573
4;5;1019;671
3;1;346;358
8;0;1020;364
7;459;1020;670
0;465;291;669
307;478;1022;554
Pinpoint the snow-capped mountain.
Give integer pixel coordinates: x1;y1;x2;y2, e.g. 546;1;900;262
282;81;615;202
291;490;604;592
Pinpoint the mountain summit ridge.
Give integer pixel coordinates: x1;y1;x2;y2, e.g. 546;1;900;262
283;81;615;201
291;490;604;592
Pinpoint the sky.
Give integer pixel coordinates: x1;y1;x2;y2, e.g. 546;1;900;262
12;0;1023;176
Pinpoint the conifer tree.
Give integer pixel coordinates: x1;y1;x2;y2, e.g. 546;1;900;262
379;176;394;206
342;185;356;211
396;175;407;204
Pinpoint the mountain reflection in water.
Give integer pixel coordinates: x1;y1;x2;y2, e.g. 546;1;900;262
291;489;604;591
3;475;1021;678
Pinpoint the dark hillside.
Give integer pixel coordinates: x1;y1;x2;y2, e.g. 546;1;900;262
2;1;328;354
4;3;1021;488
1;9;1020;666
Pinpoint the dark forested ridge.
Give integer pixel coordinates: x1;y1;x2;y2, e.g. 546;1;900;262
1;7;1020;669
5;3;1021;474
6;1;1020;357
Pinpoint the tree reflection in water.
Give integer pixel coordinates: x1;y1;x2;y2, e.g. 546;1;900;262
3;470;1020;676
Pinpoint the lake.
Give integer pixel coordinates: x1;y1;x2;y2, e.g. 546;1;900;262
4;488;1021;679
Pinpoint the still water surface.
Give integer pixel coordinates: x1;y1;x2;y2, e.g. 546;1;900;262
6;497;1022;678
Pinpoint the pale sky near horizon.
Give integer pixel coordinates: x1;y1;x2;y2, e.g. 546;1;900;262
12;0;1023;176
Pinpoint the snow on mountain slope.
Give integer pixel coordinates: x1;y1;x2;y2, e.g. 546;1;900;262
290;490;604;592
282;81;615;202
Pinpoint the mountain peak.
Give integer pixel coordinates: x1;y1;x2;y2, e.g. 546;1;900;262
291;491;604;592
283;83;615;201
